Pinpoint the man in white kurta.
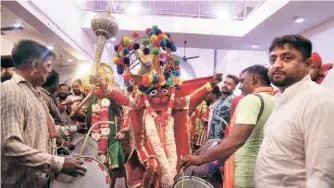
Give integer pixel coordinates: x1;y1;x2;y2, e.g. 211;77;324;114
255;34;334;188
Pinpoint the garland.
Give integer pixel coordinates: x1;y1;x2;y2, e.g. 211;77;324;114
143;88;177;187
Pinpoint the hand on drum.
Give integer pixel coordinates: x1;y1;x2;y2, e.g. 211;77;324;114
63;141;76;151
61;158;87;177
177;155;205;172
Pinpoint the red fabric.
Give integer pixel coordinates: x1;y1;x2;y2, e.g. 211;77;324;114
175;76;212;98
311;52;322;68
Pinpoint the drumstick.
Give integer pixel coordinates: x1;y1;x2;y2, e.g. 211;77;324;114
216;116;231;131
61;98;83;105
78;121;114;158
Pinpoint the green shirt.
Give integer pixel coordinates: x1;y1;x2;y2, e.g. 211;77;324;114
234;92;274;187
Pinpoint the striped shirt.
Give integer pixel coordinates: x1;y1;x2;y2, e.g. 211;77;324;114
1;73;64;188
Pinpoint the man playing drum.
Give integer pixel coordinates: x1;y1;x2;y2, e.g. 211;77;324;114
1;40;86;188
179;65;274;188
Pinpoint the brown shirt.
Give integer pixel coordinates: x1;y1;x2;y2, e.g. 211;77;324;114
1;73;64;188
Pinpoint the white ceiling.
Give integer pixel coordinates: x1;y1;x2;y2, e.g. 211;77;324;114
83;1;334;51
1;5;80;67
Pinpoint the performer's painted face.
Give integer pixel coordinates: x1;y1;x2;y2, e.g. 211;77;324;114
147;87;171;110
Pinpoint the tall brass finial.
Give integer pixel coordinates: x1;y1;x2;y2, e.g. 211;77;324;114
91;8;119;39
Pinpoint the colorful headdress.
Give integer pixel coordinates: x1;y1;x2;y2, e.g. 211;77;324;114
112;25;182;95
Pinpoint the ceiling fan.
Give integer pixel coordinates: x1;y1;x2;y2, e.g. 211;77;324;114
58;55;76;68
1;25;24;35
181;40;200;62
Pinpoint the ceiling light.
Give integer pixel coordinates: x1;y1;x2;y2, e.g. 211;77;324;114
13;23;22;28
67;59;72;62
294;17;305;23
127;3;141;15
47;45;54;50
251;45;259;49
215;8;230;19
110;37;116;41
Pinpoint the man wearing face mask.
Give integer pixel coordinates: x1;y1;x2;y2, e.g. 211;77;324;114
1;40;86;188
255;35;334;188
208;74;239;140
1;55;16;82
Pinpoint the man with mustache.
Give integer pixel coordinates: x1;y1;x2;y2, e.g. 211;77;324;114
208;74;239;140
178;65;274;188
255;35;334;188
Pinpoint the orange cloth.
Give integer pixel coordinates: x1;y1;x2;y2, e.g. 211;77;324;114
222;96;242;188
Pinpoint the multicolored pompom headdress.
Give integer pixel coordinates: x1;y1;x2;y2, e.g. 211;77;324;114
112;25;182;94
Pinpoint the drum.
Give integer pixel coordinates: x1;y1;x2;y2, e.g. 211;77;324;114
72;136;98;157
196;139;221;155
174;139;222;188
173;176;214;188
50;157;111;188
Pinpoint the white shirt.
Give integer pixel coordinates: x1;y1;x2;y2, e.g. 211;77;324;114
255;75;334;188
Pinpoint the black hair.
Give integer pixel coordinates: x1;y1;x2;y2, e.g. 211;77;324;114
241;64;271;86
42;70;59;87
226;74;240;85
59;83;68;89
11;39;55;68
212;86;221;98
269;34;312;60
73;79;82;85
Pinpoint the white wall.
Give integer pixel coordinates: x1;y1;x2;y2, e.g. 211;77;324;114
303;18;334;90
1;38;14;55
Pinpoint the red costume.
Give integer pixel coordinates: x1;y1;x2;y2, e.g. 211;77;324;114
97;25;222;188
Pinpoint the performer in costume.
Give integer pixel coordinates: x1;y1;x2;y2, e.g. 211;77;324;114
90;25;222;188
192;101;210;151
309;52;333;84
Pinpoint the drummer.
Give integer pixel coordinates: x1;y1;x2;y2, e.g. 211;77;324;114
179;65;274;188
1;39;86;187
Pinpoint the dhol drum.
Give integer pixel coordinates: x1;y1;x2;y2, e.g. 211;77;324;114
72;135;98;157
174;139;222;188
50;157;111;188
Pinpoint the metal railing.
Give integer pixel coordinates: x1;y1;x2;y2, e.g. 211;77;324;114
76;0;265;20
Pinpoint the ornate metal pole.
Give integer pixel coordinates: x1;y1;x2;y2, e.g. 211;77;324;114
70;7;118;117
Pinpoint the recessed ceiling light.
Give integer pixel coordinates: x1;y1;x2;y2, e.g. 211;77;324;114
47;45;54;50
251;45;259;49
215;9;230;19
294;17;305;23
13;23;22;28
67;59;72;62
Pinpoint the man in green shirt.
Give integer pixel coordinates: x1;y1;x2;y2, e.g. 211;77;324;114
179;65;274;188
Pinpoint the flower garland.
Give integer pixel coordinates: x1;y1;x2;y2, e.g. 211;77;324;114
143;88;177;187
90;98;111;162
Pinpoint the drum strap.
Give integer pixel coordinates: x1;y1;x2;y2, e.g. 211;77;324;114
253;94;265;124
